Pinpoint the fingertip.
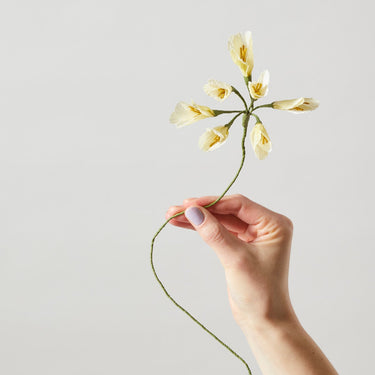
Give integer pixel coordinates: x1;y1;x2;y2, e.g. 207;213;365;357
166;206;178;218
166;205;186;219
183;197;197;205
185;206;205;227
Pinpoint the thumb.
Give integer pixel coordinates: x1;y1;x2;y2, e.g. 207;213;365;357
184;205;242;267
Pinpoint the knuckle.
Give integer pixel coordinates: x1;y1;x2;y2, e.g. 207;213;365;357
231;193;248;204
232;193;245;201
282;215;294;231
277;214;294;235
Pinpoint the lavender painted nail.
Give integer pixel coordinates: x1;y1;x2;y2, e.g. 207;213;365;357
185;207;204;226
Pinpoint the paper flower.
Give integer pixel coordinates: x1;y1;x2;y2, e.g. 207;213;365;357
228;31;254;78
154;30;320;375
249;70;270;100
272;97;319;112
250;123;272;160
170;101;215;127
198;126;229;151
203;80;232;102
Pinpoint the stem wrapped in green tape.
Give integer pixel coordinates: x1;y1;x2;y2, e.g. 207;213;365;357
150;112;252;375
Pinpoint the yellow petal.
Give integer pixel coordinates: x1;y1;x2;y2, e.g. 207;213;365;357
198;126;229;151
170;101;215;127
228;31;254;78
272;97;319;112
250;123;272;160
249;70;270;99
203;80;232;102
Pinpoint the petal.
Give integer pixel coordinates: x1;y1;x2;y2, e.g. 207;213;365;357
228;31;254;77
272;98;304;110
298;98;320;111
198;126;229;151
258;70;270;86
195;103;215;117
203;80;232;102
169;102;193;126
198;129;214;151
250;123;272;160
243;31;252;47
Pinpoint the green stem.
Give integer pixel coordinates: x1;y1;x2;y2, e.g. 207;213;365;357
150;112;252;375
250;97;255;111
251;112;262;124
213;109;243;115
231;86;248;111
226;111;244;130
205;112;250;208
252;103;273;111
243;76;253;103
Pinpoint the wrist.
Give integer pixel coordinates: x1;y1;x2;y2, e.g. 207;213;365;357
239;301;300;339
240;308;339;375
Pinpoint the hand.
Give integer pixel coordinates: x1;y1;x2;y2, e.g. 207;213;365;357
166;194;295;330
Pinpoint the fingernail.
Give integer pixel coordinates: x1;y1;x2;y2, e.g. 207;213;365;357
185;207;204;226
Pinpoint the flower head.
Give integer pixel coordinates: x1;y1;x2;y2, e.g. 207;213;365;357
170;101;215;127
203;80;232;102
198;126;229;152
249;70;270;100
228;31;254;78
272;97;319;112
250;123;272;160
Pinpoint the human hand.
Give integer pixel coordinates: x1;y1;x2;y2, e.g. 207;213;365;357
166;194;295;331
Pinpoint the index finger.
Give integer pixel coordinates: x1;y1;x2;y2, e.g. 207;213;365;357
191;194;272;225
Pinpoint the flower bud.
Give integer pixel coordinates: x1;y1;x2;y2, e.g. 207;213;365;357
198;126;229;152
170;101;215;127
228;31;254;78
272;97;319;112
203;80;232;102
250;123;272;160
249;70;270;100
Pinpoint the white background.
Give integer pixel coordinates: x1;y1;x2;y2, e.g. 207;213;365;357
0;1;374;374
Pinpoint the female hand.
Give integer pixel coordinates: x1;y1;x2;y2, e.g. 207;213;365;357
166;194;338;375
166;194;295;330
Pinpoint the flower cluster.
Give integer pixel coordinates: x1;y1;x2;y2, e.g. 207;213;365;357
169;31;319;160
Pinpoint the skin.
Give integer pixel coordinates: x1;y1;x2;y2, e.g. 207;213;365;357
166;194;338;375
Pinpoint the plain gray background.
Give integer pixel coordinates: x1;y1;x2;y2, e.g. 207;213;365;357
0;0;374;374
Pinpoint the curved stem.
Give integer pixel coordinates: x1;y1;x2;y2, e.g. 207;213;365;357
231;86;248;111
251;112;262;124
205;112;250;208
226;111;244;130
150;112;252;375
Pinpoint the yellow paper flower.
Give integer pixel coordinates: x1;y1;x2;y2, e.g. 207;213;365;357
272;97;319;112
198;126;229;152
203;80;232;102
249;70;270;100
170;101;215;127
228;31;254;78
250;123;272;160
